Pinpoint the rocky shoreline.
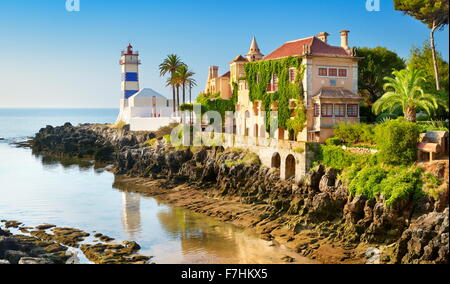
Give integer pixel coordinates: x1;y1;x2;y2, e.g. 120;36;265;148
0;220;152;264
28;123;449;264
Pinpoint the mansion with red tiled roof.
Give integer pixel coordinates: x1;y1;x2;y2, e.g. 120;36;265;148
203;31;362;181
205;31;362;144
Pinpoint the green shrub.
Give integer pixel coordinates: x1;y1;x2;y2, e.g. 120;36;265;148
318;145;376;170
326;137;343;146
347;165;424;206
334;123;376;145
348;166;388;199
374;118;419;165
423;173;444;200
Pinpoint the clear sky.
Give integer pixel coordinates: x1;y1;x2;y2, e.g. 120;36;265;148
0;0;448;108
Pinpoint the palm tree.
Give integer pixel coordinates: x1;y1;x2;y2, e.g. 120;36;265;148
166;75;182;113
159;54;185;113
373;67;441;122
187;77;197;104
175;66;196;105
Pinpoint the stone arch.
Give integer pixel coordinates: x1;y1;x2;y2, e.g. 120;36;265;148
285;154;296;180
271;152;281;169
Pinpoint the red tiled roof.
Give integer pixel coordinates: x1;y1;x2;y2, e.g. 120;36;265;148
264;37;351;60
229;55;248;64
220;71;231;78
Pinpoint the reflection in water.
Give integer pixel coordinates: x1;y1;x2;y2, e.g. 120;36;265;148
37;154;93;171
155;206;314;264
1;143;315;264
121;192;142;238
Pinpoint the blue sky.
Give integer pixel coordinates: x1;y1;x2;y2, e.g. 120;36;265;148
0;0;448;108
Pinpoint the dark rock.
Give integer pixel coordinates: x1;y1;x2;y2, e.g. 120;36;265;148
4;250;28;264
390;208;448;264
0;237;19;258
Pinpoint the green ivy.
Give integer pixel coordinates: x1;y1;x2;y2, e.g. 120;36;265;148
244;56;306;132
196;85;238;122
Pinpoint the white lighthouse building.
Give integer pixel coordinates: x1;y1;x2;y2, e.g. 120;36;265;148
116;44;178;131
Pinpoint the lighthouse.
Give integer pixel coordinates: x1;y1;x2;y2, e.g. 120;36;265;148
120;44;141;99
115;44;178;130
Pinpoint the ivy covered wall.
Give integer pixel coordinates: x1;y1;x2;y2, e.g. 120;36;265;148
244;56;306;133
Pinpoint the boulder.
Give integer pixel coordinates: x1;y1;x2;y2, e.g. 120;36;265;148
18;257;54;265
319;168;338;192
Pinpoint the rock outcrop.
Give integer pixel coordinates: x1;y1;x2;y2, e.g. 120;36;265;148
31;123;449;264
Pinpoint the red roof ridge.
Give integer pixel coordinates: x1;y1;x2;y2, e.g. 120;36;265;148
284;36;315;44
264;35;352;61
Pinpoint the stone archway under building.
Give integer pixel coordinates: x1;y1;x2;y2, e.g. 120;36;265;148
285;154;296;180
271;152;281;169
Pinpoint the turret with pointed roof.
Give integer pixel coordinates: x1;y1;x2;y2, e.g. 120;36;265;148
246;37;264;62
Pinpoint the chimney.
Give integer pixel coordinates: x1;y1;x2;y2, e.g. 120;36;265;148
340;30;350;51
316;32;329;44
208;66;219;80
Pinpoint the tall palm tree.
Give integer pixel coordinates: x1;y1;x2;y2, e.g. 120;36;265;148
166;75;182;113
159;54;185;113
373;67;442;122
175;66;196;105
187;77;197;104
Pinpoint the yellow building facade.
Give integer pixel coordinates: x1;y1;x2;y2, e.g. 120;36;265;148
203;31;362;182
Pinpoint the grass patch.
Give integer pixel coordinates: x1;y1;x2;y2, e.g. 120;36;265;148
225;151;261;168
109;120;127;130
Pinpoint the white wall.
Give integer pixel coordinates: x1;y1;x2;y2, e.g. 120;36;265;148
130;117;181;132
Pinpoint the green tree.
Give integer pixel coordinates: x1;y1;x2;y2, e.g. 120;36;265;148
175;65;196;105
188;77;197;104
373;66;440;122
408;41;449;119
356;47;406;105
159;54;185;112
409;41;449;92
394;0;449;90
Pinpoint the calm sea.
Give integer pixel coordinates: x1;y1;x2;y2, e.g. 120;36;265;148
0;108;118;141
